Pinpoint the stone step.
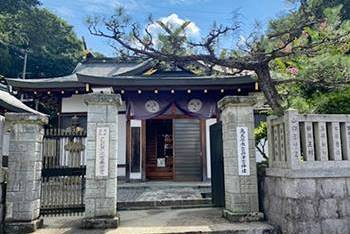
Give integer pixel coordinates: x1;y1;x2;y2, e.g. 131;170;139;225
147;223;275;234
118;198;212;210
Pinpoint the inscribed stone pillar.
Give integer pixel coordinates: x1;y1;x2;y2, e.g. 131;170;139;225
218;96;262;222
82;92;121;229
4;113;48;233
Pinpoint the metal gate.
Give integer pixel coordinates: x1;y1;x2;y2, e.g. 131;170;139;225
210;122;225;207
40;129;86;215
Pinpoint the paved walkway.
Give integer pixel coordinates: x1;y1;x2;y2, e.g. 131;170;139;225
36;208;273;234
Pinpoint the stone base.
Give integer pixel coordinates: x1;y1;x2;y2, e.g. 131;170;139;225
223;209;264;222
81;216;120;229
4;217;43;233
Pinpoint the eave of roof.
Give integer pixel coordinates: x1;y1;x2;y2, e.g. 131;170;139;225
6;74;85;89
0;90;45;115
6;73;256;90
76;74;256;88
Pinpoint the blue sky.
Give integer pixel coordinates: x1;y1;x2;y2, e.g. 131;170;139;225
41;0;295;56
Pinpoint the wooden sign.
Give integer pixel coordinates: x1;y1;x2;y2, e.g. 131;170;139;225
95;127;109;177
237;127;250;176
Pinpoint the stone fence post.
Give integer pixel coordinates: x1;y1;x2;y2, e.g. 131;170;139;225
4;113;48;233
82;92;122;229
218;96;262;222
265;111;350;233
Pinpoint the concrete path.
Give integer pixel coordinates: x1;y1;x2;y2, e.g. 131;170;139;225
36;208;273;234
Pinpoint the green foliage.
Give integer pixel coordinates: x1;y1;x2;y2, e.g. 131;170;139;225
269;1;350;114
255;121;268;160
314;87;350;114
255;121;267;143
157;21;191;55
0;0;40;14
154;20;195;70
0;3;83;78
309;0;350;20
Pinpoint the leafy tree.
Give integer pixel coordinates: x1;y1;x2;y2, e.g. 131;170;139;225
269;3;350;113
0;0;40;14
255;122;268;160
314;86;350;114
0;1;83;78
88;1;350;116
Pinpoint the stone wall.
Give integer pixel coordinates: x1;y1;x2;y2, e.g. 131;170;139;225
264;173;350;234
265;111;350;233
0;169;6;233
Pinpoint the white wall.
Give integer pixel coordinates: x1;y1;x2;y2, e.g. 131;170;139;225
61;95;87;113
205;118;217;179
62;95;128;177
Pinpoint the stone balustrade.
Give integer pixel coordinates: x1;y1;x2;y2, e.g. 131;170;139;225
265;110;350;234
267;110;350;171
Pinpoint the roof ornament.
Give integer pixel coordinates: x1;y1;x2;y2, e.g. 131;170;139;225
82;36;95;60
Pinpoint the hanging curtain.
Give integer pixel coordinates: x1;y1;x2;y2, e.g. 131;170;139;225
125;91;219;119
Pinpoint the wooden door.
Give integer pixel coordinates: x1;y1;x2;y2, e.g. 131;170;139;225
146;119;173;180
210;122;225;207
173;119;201;181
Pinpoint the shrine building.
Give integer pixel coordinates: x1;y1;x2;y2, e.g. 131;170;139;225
5;57;263;182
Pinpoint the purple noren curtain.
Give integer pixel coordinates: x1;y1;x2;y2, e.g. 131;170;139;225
125;91;219;119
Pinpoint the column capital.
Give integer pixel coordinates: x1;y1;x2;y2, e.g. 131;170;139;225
5;113;48;125
218;96;256;110
84;93;122;106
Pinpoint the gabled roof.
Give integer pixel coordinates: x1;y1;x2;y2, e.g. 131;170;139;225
5;57;257;90
74;58;156;77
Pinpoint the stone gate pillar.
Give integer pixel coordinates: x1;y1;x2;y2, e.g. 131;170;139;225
4;113;48;233
218;96;262;222
82;92;122;229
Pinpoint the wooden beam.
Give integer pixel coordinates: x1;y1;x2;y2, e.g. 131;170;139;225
126;119;131;181
200;119;207;181
141;120;147;181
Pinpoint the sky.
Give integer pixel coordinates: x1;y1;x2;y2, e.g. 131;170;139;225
40;0;295;56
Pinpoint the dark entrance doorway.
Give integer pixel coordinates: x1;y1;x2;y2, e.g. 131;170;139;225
210;122;225;207
146;119;174;180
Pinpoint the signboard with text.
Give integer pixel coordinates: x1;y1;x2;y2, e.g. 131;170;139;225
95;127;109;177
237;127;250;176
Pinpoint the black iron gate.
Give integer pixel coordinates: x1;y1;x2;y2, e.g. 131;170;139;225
40;129;86;215
210;122;225;207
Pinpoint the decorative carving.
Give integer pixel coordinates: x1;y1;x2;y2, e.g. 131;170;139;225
64;141;85;153
218;96;257;110
145;100;160;113
5;113;48;125
187;99;203;112
84;93;122;106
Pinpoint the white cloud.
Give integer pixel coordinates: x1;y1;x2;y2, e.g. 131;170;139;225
127;14;200;50
147;13;200;45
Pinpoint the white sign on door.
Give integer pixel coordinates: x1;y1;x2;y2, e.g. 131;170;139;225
157;158;165;167
237;127;250;176
95;127;109;177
